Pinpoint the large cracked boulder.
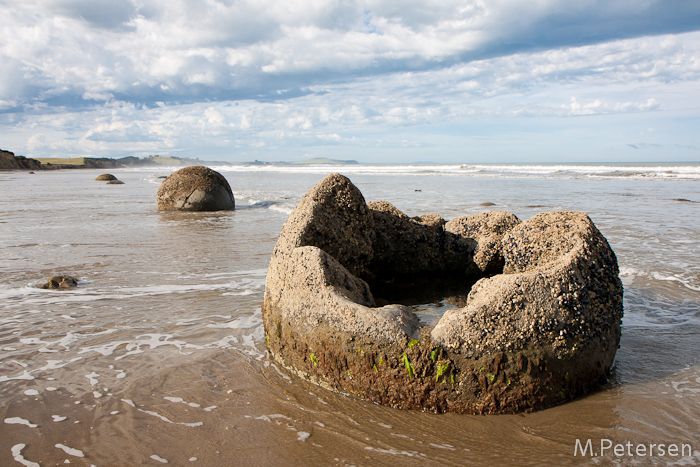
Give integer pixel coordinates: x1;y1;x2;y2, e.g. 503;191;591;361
262;173;623;414
157;166;235;211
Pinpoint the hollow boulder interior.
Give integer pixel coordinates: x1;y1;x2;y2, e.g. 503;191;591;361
356;202;512;326
365;272;480;327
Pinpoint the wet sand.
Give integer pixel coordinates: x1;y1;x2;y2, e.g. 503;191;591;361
1;167;699;465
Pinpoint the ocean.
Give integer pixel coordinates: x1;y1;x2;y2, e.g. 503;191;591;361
1;163;699;466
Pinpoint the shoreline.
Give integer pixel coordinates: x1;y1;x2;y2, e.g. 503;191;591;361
0;149;362;171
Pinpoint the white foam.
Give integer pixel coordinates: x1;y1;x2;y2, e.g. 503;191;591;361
52;415;68;422
55;444;84;457
206;315;262;329
123;399;202;426
213;163;700;181
175;318;202;326
618;266;640;277
20;333;92;353
150;454;169;464
297;431;311;442
651;272;700;292
364;446;425;458
429;443;457;450
164;396;201;408
4;417;38;428
137;408;203;427
618;266;700;292
307;391;328;405
80;334;204;359
0;370;35;383
221;289;257;296
254;414;292;423
7;278;264;307
24;389;39;396
11;444;40;467
85;372;100;386
0;286;46;302
268;204;294;215
209;335;239;348
36;358;83;372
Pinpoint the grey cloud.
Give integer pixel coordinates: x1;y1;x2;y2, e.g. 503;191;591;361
1;0;697;112
628;143;698;151
627;143;661;150
53;0;138;30
1;0;699;162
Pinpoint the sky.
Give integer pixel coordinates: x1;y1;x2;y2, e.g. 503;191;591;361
1;0;699;164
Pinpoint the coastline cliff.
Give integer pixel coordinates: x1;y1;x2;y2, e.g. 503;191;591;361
1;149;360;170
1;149;43;170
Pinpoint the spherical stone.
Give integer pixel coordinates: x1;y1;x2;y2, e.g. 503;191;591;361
95;174;118;181
157;166;235;211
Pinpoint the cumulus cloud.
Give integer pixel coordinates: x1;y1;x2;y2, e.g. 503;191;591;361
84;121;157;142
2;0;698;107
1;0;699;161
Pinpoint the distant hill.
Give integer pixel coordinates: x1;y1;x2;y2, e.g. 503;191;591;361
7;151;360;170
34;155;232;169
36;157;122;169
290;157;359;165
117;155;236;167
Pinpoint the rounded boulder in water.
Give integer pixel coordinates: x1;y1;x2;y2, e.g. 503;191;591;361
157;166;235;211
40;275;78;289
95;174;118;181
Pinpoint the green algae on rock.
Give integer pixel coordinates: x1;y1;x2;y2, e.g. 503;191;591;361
262;173;623;414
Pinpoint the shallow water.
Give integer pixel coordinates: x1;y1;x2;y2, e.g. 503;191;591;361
1;164;699;466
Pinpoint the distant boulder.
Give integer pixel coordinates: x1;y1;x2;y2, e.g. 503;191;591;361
157;166;235;211
95;174;118;181
40;275;78;289
107;180;125;185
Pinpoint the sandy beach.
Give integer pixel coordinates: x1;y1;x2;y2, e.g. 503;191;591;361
1;164;699;466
